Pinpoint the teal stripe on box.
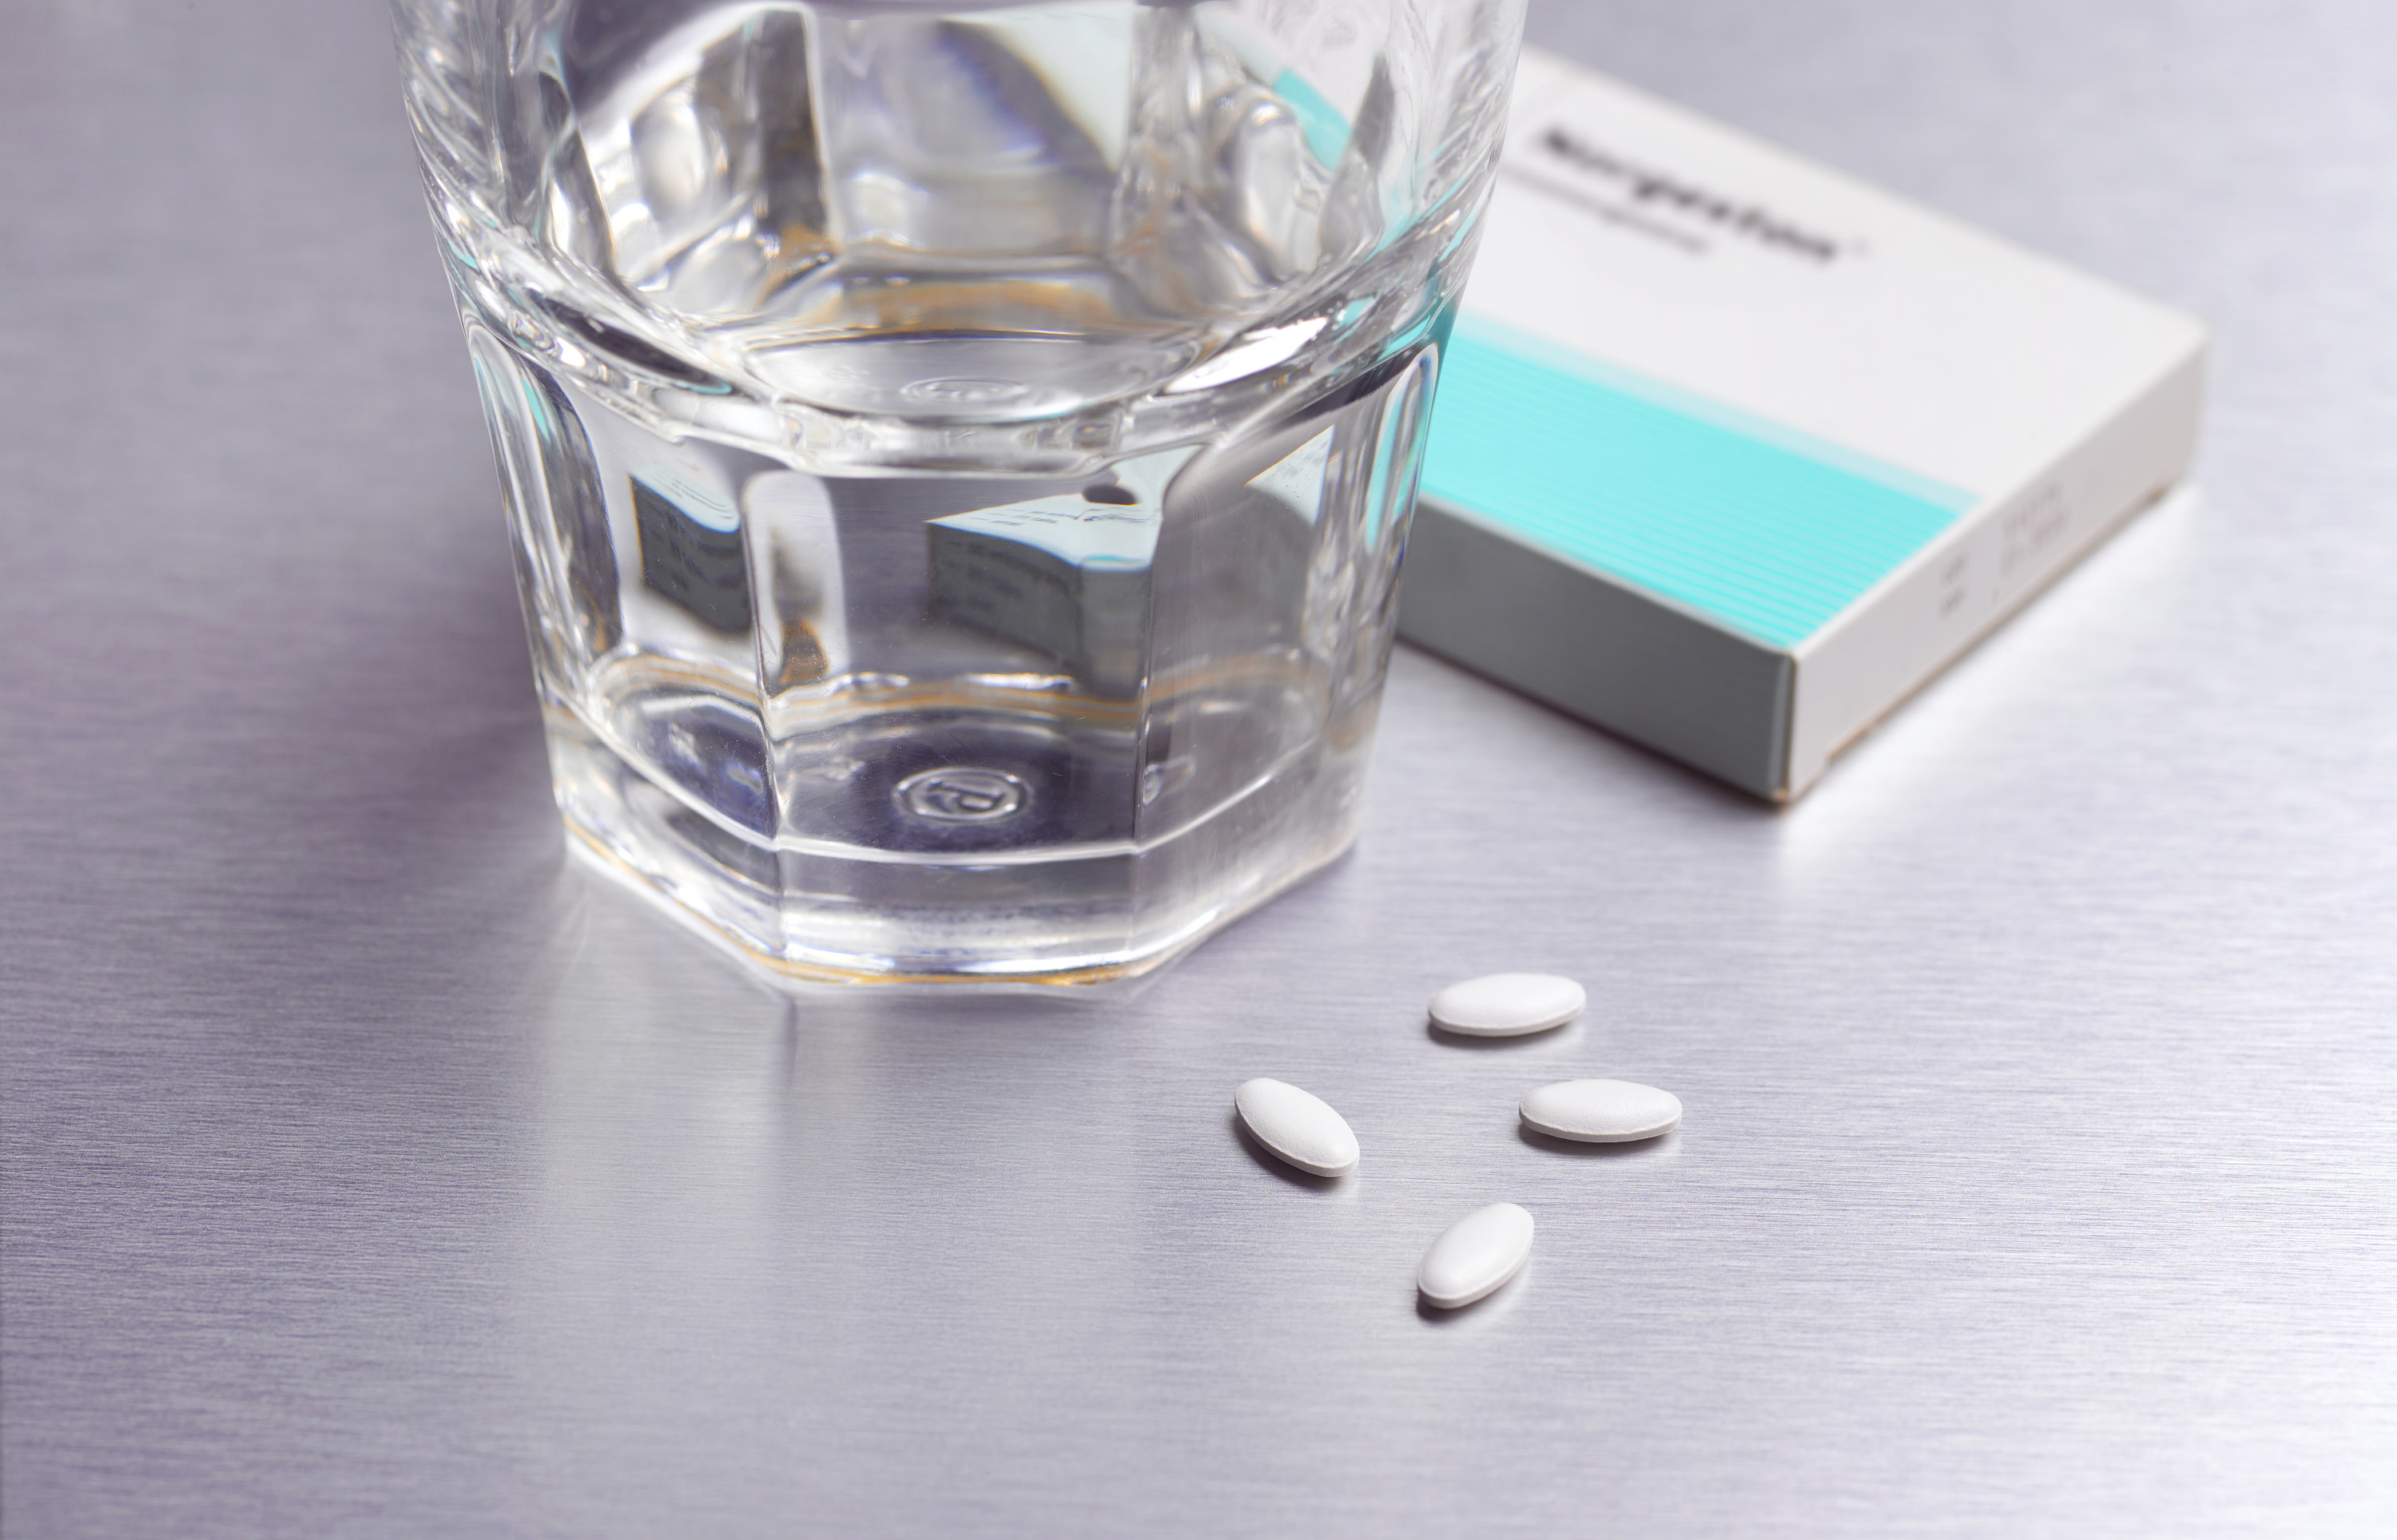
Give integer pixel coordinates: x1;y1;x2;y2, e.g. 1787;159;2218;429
1420;316;1977;649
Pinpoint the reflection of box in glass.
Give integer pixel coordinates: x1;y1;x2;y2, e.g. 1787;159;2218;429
925;439;1326;698
1403;49;2208;800
927;494;1161;694
633;469;751;633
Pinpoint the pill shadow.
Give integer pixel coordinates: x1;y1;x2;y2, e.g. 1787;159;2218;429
1425;1020;1576;1050
1415;1269;1528;1326
1229;1113;1346;1193
1516;1124;1677;1159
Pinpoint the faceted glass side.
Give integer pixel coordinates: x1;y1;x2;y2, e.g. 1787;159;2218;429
463;316;1440;981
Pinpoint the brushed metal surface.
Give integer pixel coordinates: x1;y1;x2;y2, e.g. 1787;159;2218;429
4;2;2394;1535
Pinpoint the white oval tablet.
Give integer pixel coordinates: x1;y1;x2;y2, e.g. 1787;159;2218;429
1520;1079;1681;1143
1417;1202;1534;1308
1233;1078;1359;1177
1428;974;1585;1037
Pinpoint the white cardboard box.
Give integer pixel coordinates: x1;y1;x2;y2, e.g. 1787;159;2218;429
1401;47;2208;800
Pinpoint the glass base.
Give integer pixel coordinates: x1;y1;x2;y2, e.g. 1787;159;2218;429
543;696;1372;986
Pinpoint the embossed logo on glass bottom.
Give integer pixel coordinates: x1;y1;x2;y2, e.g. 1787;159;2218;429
895;767;1030;823
901;377;1028;407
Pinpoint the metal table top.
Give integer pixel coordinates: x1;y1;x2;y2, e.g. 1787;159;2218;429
5;2;2392;1534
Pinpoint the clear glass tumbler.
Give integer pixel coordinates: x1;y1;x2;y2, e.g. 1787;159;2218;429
389;0;1524;983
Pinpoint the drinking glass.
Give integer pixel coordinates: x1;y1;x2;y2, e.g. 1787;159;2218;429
388;0;1525;982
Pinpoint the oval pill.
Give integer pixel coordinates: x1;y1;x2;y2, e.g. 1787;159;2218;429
1428;974;1585;1036
1520;1078;1682;1143
1233;1078;1359;1177
1417;1202;1534;1308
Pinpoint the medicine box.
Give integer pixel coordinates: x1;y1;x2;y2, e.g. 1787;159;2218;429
1402;48;2208;800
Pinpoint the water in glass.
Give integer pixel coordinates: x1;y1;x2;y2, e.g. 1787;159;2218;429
390;0;1524;982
